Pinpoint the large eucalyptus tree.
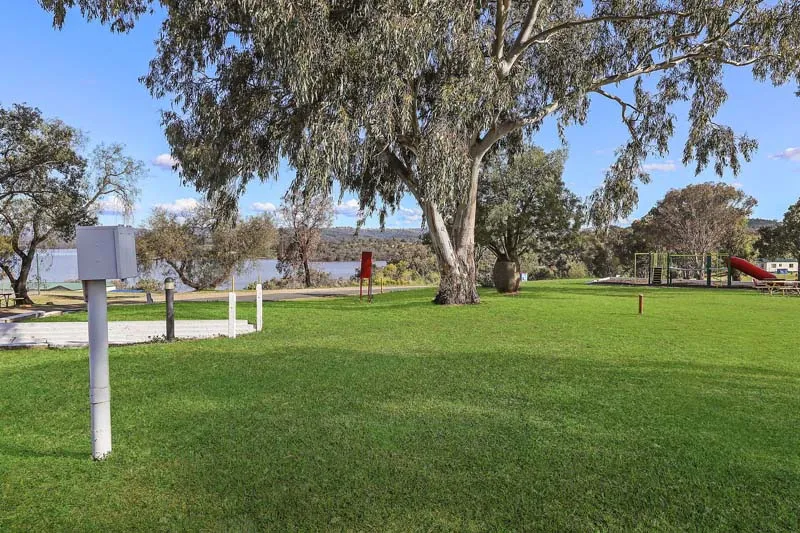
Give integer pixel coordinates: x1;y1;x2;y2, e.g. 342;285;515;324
43;0;800;303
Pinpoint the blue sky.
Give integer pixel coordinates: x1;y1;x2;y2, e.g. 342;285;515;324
2;3;799;227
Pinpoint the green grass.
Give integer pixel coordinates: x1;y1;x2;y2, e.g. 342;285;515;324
2;281;800;531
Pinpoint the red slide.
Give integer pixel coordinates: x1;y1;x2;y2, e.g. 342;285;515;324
727;256;777;280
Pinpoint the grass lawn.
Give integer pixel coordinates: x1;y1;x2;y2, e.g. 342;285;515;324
2;281;799;531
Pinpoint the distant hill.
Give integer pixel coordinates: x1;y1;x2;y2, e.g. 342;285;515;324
322;227;424;242
748;218;778;230
317;227;431;262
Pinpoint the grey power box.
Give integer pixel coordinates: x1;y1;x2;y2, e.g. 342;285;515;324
76;226;138;280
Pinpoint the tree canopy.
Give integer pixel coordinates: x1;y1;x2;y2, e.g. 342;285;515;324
42;0;800;303
476;145;582;268
756;198;800;264
0;103;141;303
137;204;277;290
632;182;756;255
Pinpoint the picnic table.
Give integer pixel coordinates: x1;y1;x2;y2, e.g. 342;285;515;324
0;292;14;307
753;279;800;296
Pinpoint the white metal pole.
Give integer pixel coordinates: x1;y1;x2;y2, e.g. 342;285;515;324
256;283;263;332
228;292;236;338
87;279;112;460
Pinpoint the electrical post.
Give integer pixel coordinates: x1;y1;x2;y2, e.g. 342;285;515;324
86;279;111;459
164;277;175;341
256;283;263;332
77;225;137;461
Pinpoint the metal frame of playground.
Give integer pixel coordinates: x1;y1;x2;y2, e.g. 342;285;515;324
633;252;736;287
593;252;799;289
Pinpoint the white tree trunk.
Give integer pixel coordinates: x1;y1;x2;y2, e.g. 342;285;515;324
422;160;482;305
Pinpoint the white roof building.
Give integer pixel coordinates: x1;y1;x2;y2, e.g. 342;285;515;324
760;259;798;273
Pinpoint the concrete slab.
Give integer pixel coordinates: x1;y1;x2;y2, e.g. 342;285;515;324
0;320;255;348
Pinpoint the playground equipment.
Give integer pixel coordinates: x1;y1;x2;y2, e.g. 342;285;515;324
634;253;779;287
727;256;776;280
634;252;734;287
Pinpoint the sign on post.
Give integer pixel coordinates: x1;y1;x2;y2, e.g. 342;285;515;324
359;251;373;302
76;226;137;461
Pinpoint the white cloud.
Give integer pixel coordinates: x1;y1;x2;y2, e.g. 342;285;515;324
154;197;199;215
251;201;277;213
641;160;677;172
397;205;423;226
97;197;134;216
335;199;361;218
769;147;800;162
731;181;743;189
153;153;180;169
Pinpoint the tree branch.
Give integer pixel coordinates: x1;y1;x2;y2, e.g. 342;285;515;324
500;9;693;76
492;0;511;61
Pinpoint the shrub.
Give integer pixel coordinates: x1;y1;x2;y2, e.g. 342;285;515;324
564;260;589;279
529;267;554;280
477;271;495;288
135;277;162;292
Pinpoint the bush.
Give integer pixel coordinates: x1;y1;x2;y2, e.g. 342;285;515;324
266;268;357;290
529;266;555;280
373;259;439;286
564;260;589;279
477;270;495;288
135;277;162;292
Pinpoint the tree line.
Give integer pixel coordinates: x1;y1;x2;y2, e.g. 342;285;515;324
2;99;797;300
39;0;800;304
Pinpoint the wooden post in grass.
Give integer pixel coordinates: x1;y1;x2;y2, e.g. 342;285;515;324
638;294;644;315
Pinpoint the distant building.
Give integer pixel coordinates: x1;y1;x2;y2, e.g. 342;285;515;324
759;259;799;274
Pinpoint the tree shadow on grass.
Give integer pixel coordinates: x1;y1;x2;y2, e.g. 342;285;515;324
0;442;86;460
513;285;699;300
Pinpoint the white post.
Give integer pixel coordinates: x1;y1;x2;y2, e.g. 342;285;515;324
86;279;111;460
256;283;263;332
228;292;236;338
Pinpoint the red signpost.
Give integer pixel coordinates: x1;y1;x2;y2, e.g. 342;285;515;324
360;251;373;302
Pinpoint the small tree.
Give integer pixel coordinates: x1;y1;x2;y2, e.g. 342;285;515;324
757;199;800;279
476;145;582;292
277;191;334;288
137;204;277;290
0;110;141;304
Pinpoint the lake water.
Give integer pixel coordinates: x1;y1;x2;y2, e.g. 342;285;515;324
1;249;385;292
